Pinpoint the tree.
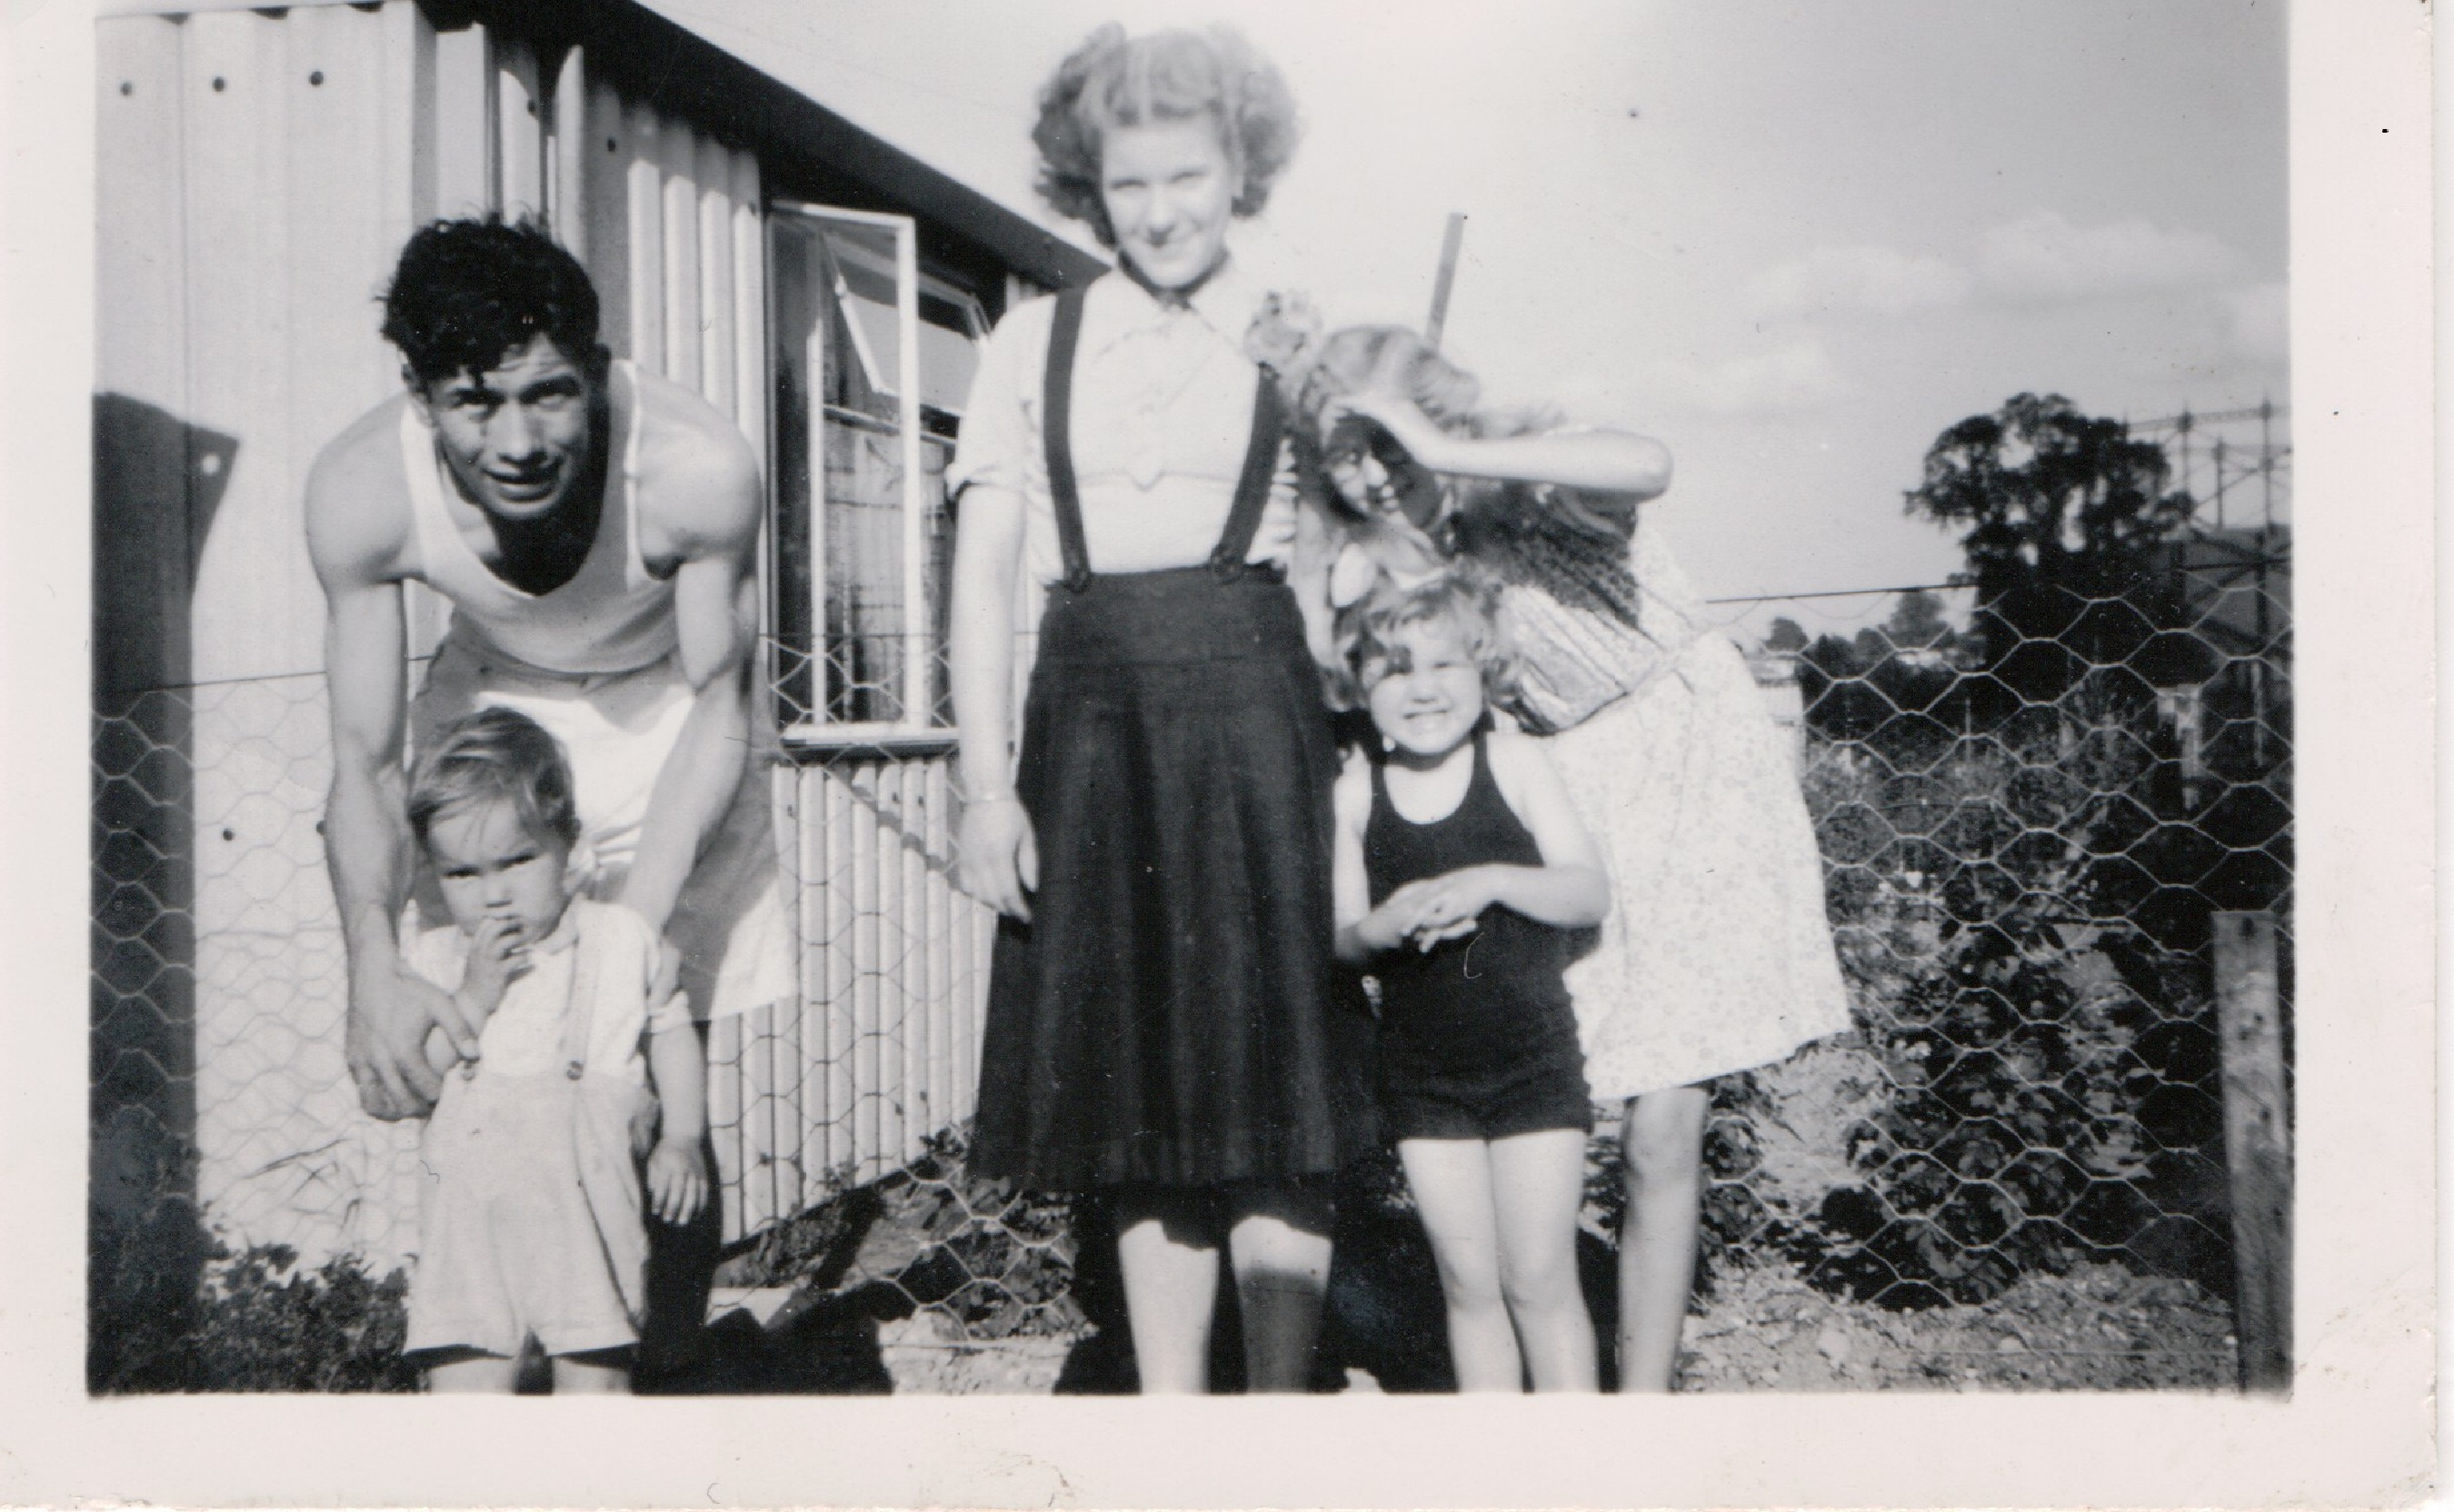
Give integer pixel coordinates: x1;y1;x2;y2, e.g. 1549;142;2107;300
1882;588;1952;654
1907;393;2194;601
1763;616;1809;656
1906;393;2200;701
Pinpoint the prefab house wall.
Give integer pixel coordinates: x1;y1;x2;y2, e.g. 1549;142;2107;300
95;0;1032;1271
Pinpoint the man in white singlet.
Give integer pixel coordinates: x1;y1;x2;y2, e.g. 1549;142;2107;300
306;217;790;1130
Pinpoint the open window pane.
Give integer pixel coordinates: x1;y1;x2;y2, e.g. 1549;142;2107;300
823;227;987;419
769;204;978;738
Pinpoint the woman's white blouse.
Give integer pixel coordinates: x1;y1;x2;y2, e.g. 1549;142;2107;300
947;263;1296;587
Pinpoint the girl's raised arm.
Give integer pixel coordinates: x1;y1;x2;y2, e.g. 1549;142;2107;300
1335;391;1672;500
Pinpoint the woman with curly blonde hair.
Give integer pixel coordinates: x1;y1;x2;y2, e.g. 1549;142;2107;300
945;24;1370;1394
1294;324;1853;1392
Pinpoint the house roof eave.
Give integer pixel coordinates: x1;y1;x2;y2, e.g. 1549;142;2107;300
478;0;1106;293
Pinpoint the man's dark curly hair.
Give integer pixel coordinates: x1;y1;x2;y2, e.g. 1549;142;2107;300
380;216;605;387
1031;24;1300;248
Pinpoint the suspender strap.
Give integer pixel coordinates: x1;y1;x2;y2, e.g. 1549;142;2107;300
1042;286;1094;593
555;928;602;1080
1042;281;1282;588
1208;370;1283;580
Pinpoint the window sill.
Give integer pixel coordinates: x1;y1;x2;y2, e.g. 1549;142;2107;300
779;721;961;761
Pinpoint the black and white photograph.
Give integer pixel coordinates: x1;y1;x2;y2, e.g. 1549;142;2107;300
4;0;2435;1504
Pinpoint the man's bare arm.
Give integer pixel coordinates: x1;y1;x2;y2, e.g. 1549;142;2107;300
304;423;480;1117
618;401;762;937
620;554;753;935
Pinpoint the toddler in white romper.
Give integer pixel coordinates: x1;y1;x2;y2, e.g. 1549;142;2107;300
397;707;706;1392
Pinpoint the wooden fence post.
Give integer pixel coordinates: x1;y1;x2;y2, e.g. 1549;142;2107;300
2213;909;2290;1393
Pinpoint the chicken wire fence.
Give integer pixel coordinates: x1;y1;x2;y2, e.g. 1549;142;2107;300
90;539;2288;1388
1685;554;2289;1330
707;534;2293;1383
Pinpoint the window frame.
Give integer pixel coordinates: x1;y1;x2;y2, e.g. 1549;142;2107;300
767;199;986;754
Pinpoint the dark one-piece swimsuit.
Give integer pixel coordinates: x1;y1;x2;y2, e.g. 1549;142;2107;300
1364;730;1593;1142
968;284;1375;1190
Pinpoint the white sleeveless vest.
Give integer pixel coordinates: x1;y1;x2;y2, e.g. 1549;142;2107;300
400;360;679;676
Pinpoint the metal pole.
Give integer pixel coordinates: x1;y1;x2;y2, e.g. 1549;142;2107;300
2189;407;2209;508
2211;437;2228;532
2253;396;2275;769
1424;213;1467;348
2259;397;2276;534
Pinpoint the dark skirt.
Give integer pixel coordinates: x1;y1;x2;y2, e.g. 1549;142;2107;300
971;566;1375;1190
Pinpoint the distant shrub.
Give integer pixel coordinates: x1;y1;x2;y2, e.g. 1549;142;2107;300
90;1222;418;1394
1694;688;2235;1309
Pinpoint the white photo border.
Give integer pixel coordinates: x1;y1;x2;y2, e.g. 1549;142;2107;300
0;0;2433;1506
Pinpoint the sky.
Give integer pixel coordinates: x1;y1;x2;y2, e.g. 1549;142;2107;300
644;0;2287;637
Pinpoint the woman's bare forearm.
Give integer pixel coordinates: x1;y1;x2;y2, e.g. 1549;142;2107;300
950;490;1026;800
1417;428;1671;499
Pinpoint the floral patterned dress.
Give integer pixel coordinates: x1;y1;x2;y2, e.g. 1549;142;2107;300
1495;489;1853;1099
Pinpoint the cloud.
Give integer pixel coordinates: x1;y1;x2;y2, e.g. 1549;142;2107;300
2218;281;2289;367
1643;341;1850;420
1744;214;2242;323
1747;244;1972;319
1975;210;2240;304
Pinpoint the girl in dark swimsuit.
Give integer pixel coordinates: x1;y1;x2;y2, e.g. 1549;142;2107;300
1331;571;1611;1392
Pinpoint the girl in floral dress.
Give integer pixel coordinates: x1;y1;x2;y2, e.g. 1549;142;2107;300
1293;324;1853;1389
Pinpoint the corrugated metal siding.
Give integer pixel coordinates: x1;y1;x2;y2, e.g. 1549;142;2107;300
514;46;1000;1243
731;755;993;1235
97;0;996;1267
98;1;443;1268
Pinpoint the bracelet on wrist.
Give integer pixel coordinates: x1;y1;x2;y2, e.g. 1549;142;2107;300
968;791;1021;806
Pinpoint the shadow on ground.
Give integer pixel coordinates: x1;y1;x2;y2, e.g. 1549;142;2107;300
1050;1160;1623;1394
635;1287;902;1395
641;1182;903;1394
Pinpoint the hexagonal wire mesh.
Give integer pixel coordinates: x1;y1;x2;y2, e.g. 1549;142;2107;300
91;671;433;1391
91;533;2289;1387
722;528;2289;1382
715;627;1082;1348
1660;532;2289;1381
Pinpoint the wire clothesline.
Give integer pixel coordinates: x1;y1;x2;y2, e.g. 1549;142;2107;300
1706;582;1965;606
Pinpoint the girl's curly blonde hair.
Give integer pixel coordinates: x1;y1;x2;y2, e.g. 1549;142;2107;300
1333;566;1521;715
1032;25;1301;249
1285;325;1562;525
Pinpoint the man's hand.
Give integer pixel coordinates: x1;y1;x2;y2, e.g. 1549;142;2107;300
645;1137;708;1226
309;413;440;1119
346;964;482;1119
959;797;1038;921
